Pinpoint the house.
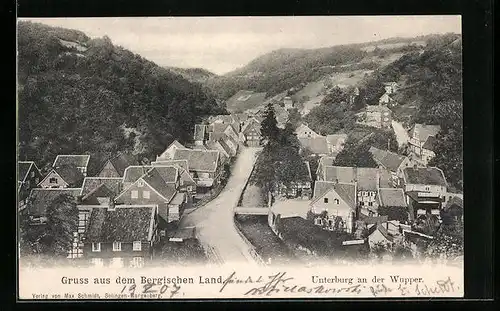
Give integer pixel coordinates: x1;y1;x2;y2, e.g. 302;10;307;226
206;140;230;163
377;188;409;221
379;93;396;106
383;82;398;94
366;223;394;249
224;90;267;113
326;134;347;154
283;96;294;110
115;166;186;226
241;118;262;147
298;137;330;157
315;156;335;180
150;160;197;195
97;153;139;178
207;114;241;132
408;124;441;165
26;188;82;224
441;196;463;225
274;161;312;200
18;161;42;211
53;155;90;177
295;123;321;139
268;200;311;232
309;181;357;233
172;148;222;192
193;124;208;146
156;140;187;161
80;177;123;203
84;205;159;268
356;168;382;217
402;166;448;195
168;226;197;243
206;123;239;153
368;146;414;186
356;105;392;129
38;165;85;188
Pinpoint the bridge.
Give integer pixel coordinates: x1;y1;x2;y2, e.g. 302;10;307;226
234;207;269;216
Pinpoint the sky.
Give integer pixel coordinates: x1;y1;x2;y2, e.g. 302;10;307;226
22;16;461;75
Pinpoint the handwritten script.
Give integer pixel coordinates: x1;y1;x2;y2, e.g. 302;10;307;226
220;272;459;297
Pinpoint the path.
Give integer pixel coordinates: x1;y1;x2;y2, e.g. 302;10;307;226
391;120;410;148
179;147;262;266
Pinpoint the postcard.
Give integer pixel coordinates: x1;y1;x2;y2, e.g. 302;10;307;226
17;15;464;299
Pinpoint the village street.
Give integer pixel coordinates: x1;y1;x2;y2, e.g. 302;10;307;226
179;147;262;266
391;120;410;148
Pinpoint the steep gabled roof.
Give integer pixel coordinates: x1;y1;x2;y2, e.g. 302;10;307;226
28;188;81;216
242;118;261;135
105;153;139;177
311;181;356;209
323;166;356;183
54;165;84;186
422;135;437;151
86;206;156;243
18;161;39;183
368;146;407;172
378;188;407;207
80;184;115;205
173;149;219;172
356;167;380;191
298;137;329;155
81;177;123;197
151;159;189;171
367;223;394;242
141;169;178;202
53;155;90;168
403;167;447;187
410;124;441;143
295;124;320;136
122;166;152;184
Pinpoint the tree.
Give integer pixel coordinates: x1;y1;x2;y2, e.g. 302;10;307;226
260;103;279;142
44;194;79;257
334;140;378;168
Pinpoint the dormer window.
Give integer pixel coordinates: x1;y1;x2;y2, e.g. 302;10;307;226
334;199;340;204
113;242;122;252
49;177;58;184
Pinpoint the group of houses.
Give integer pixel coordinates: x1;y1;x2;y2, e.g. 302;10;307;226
266;122;462;258
18;112;267;267
355;81;399;129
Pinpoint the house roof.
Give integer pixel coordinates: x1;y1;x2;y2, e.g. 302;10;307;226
225;90;267;113
173;149;219;172
193;124;206;141
81;177;123;197
217;137;234;155
169;226;196;240
141;168;178;202
151;162;195;187
422;135;437;151
123;166;153;183
444;196;463;211
86;206;156;243
403;167;447;187
410;124;441;143
356;167;380;191
323;166;356;183
359;214;389;225
242;118;261;135
28;188;81;216
169;192;186;205
53;155;90;168
298;137;329;155
365;105;392;113
18;161;38;183
311;181;356;209
367;223;394;242
80;184;115;205
326;134;348;146
152;159;189;171
192;144;208;150
295;124;320;136
378;188;407;207
368;146;407;172
105;153;138;177
271;200;310;219
54;165;84;186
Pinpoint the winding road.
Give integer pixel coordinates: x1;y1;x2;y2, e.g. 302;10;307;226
178;147;262;266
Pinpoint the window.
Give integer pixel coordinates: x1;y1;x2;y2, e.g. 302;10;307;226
133;241;142;251
109;257;124;268
360;201;364;206
160;230;166;237
138;180;144;187
334;199;340;204
323;198;329;204
131;190;138;199
130;257;144;268
368;202;373;207
92;243;101;252
113;242;122;252
49;177;58;184
314;218;323;226
142;191;150;199
31;171;35;178
91;258;104;267
425;187;430;191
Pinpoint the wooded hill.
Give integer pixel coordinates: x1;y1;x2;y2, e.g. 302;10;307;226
17;21;226;173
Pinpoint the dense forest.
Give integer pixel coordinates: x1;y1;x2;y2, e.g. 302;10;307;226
18;21;226;173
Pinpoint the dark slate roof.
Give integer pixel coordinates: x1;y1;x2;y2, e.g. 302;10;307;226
365;105;391;113
403;167;447;186
152;159;189;171
242;118;261;135
80;184;115;205
169;226;196;240
173;149;219;172
141;168;178;202
193;124;206;141
367;223;394;242
55;165;84;186
81;177;123;197
422;135;437;151
217;138;233;156
86;206;155;243
28;188;81;216
356;167;380;191
298;137;329;155
311;181;356;209
18;161;35;182
410;124;441;143
378;188;407;207
149;166;178;184
368;146;407;172
107;153;139;176
123;166;153;183
53;155;90;168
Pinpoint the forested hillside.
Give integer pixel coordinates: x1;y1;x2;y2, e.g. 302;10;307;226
17;21;225;172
